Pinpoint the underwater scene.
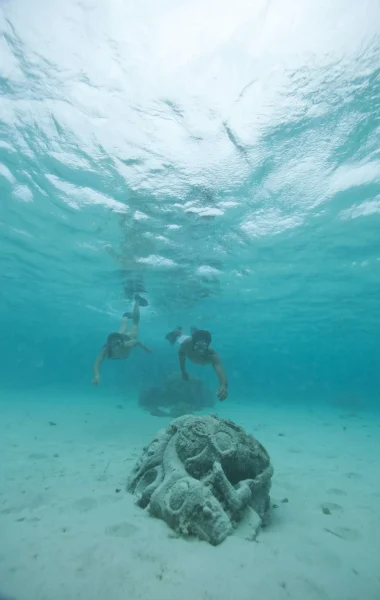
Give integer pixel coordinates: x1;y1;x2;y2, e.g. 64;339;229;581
1;0;380;599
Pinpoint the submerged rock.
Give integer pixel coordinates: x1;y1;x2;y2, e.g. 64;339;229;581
138;372;214;417
128;414;273;545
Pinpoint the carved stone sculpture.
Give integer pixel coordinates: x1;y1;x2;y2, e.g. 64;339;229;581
128;414;273;545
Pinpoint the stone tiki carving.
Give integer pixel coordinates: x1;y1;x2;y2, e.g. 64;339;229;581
128;414;273;545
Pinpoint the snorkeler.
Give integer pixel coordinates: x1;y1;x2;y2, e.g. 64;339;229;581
92;294;151;386
165;327;228;401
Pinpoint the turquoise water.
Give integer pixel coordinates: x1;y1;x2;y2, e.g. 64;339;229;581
1;3;380;599
1;0;380;408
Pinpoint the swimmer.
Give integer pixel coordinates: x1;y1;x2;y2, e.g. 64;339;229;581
92;294;151;386
165;327;228;401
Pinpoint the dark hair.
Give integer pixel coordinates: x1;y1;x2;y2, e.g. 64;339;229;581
192;329;211;345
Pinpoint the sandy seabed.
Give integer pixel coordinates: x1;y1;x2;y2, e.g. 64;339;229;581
1;387;379;600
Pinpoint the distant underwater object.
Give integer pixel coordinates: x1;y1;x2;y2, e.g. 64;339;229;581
139;385;165;411
332;394;366;411
138;372;214;417
128;414;273;545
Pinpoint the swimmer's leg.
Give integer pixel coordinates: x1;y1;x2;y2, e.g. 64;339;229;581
119;314;130;334
165;327;183;345
129;297;141;339
135;293;148;307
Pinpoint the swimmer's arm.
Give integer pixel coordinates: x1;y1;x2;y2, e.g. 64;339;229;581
211;353;228;385
93;347;107;385
135;340;152;353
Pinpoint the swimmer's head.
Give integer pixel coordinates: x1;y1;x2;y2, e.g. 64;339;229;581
192;329;211;354
106;332;130;356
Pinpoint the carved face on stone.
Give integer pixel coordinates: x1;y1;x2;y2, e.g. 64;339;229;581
128;414;273;545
